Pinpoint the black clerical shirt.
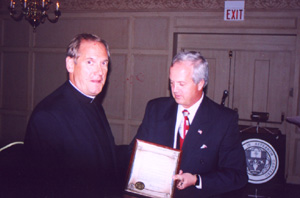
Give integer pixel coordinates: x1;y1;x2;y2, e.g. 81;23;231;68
24;81;119;198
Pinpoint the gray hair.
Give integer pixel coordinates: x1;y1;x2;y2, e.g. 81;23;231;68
171;51;208;87
66;33;110;63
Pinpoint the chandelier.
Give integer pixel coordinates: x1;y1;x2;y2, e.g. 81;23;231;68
9;0;61;31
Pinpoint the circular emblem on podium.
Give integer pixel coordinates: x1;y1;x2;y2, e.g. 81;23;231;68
242;138;279;184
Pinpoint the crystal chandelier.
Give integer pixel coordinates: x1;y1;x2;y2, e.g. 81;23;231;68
9;0;61;31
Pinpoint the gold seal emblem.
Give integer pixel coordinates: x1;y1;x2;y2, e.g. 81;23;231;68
135;181;145;190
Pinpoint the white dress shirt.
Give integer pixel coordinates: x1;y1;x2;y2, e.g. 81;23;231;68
173;93;204;149
172;93;204;189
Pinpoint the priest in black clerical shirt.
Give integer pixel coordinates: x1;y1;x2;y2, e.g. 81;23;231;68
24;33;121;198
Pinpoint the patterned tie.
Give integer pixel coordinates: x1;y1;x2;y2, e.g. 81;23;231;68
179;109;190;149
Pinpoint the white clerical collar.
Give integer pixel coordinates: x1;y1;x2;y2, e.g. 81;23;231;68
69;80;95;100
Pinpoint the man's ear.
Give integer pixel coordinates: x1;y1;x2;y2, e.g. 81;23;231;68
66;57;75;73
197;80;205;91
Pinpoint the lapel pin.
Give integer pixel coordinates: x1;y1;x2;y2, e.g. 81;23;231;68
200;144;207;149
198;129;203;135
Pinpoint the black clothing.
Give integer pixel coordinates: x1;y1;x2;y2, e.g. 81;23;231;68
24;81;120;197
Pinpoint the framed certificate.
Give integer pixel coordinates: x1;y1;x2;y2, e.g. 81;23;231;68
125;139;181;198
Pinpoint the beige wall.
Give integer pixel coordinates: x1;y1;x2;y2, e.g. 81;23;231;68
1;0;300;184
0;11;174;146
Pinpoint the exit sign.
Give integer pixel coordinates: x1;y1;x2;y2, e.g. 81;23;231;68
224;1;245;21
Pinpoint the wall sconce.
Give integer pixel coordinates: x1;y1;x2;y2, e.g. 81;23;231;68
9;0;61;31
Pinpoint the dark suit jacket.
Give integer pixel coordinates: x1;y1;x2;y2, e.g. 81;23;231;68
130;96;248;198
24;81;120;198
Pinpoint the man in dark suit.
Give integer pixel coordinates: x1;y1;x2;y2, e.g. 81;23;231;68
130;51;248;197
24;33;120;197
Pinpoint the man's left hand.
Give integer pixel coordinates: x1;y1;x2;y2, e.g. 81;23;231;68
172;170;197;190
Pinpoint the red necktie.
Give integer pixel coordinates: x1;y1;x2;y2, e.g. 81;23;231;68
179;109;190;149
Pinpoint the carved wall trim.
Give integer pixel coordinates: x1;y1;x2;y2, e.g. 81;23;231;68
60;0;300;11
1;0;300;12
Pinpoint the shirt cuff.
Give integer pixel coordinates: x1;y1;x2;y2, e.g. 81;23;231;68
195;174;202;189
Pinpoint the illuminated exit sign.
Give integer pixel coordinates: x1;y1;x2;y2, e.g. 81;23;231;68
224;1;245;21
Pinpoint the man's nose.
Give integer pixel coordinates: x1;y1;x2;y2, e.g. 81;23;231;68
95;64;103;75
172;84;178;92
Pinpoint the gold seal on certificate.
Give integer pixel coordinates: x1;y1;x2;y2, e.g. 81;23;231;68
135;181;145;190
125;139;181;198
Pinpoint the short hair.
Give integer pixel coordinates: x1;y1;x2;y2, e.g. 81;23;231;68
171;51;208;87
66;33;110;63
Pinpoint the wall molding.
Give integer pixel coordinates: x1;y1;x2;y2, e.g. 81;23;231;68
1;0;300;12
59;0;300;11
